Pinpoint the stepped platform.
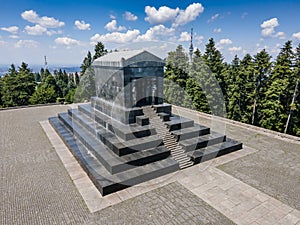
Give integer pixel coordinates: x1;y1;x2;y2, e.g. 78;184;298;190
50;102;243;196
49;115;179;196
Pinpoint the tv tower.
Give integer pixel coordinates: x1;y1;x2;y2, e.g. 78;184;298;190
44;55;48;70
189;28;194;64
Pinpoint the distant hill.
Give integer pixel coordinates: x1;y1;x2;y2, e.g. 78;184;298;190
0;65;81;77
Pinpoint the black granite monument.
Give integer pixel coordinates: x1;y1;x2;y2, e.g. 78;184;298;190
49;50;242;196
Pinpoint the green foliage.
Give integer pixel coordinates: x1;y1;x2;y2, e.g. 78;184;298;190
30;85;57;104
1;63;36;107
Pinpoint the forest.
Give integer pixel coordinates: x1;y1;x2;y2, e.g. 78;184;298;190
0;40;299;136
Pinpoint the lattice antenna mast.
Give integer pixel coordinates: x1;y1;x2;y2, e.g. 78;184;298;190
189;28;194;64
44;55;48;70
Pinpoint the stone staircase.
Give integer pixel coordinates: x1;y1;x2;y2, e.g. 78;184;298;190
142;106;194;169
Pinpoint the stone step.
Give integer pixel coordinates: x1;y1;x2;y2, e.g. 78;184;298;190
179;161;194;169
59;112;163;157
179;132;227;152
187;139;243;164
50;116;179;196
57;113;172;174
165;116;194;131
171;125;210;141
78;104;156;141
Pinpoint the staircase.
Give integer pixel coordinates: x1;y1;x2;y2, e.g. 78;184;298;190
142;106;193;169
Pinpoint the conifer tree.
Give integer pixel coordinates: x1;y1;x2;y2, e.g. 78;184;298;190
252;49;272;125
202;38;228;104
260;41;294;132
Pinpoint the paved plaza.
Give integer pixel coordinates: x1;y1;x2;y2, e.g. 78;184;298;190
0;105;299;224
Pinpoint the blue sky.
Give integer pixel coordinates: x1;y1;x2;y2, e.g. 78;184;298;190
0;0;300;66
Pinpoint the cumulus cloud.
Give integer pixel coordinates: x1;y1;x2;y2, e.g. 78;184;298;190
173;3;204;27
15;40;39;48
21;10;65;28
208;13;219;23
136;25;175;41
75;20;91;30
145;6;179;24
260;18;279;37
105;20;126;32
55;37;81;46
292;32;300;40
25;24;47;35
124;11;138;21
219;39;232;45
24;24;58;36
1;26;19;34
178;31;190;42
228;46;242;53
275;31;286;40
144;3;204;27
213;28;221;33
90;29;140;44
216;38;232;50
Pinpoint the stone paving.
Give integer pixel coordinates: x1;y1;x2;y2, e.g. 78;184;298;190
1;104;300;224
0;105;235;224
174;105;300;211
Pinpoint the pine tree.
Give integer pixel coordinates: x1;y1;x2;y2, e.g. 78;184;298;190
260;41;294;132
187;48;210;113
202;38;228;103
1;63;36;106
201;38;227;116
285;43;300;135
252;49;272;125
93;42;108;61
240;54;256;123
227;55;242;121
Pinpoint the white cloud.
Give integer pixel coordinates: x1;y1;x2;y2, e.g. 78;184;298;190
275;31;286;40
105;20;126;32
195;35;204;44
260;18;279;37
228;46;242;53
145;6;179;24
208;13;219;23
110;15;116;20
173;3;204;27
292;32;300;40
25;24;47;35
136;25;175;41
178;31;190;42
216;38;232;50
90;29;140;44
9;35;20;39
214;28;221;33
15;40;39;48
55;37;81;46
21;10;65;28
75;20;91;30
219;38;232;45
124;11;138;21
1;26;19;34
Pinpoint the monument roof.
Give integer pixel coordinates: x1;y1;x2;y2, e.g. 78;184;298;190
92;49;164;67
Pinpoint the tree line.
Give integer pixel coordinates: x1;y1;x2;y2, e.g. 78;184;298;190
0;40;299;136
164;39;300;136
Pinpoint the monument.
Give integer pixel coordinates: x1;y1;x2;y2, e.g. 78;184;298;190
49;50;242;196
